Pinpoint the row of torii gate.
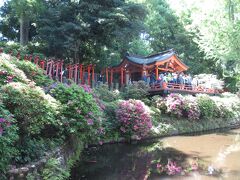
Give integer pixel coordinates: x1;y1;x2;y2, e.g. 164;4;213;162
1;49;99;86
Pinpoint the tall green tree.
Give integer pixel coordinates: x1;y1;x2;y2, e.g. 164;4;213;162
36;0;146;65
138;0;213;74
8;0;44;45
170;0;240;91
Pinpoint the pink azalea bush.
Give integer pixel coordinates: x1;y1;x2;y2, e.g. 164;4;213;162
152;94;201;120
183;96;201;120
165;94;184;117
116;99;152;139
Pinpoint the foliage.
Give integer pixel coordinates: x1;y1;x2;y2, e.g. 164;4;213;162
1;82;61;136
141;0;211;75
15;138;62;165
116;99;152;140
50;84;102;141
196;94;218;119
42;158;70;180
168;0;240;91
152;95;167;113
182;96;201;120
35;0;146;65
151;93;238;121
165;94;184;118
0;101;18;176
94;84;121;102
13;60;53;87
0;54;29;84
121;80;149;100
101;101;120;140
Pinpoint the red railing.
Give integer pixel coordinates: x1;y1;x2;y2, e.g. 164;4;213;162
150;82;219;94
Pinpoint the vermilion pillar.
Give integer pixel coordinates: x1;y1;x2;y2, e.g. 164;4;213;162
34;56;39;64
106;68;109;84
74;64;78;83
155;65;159;80
110;69;113;85
92;65;95;82
40;60;45;70
82;66;85;84
60;61;63;82
28;54;32;61
88;65;91;85
17;52;21;59
79;64;83;84
121;68;124;86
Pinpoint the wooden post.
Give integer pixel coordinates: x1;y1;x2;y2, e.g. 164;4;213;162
106;67;109;84
17;52;21;59
60;61;63;83
88;65;91;85
82;66;85;84
79;64;83;84
67;65;70;79
28;54;32;61
155;65;159;80
40;60;45;70
74;64;78;83
24;54;28;61
121;67;124;87
110;69;113;85
34;56;39;64
49;60;53;79
92;65;95;82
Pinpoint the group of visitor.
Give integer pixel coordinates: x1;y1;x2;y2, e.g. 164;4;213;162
143;71;194;88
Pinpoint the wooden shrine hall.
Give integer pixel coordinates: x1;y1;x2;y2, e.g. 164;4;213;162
106;49;188;86
106;49;219;95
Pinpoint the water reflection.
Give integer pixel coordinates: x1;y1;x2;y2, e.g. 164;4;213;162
70;129;240;180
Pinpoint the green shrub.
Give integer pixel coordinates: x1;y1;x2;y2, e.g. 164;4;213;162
13;60;53;87
94;84;121;102
196;95;218;119
50;84;102;142
14;137;63;165
42;158;70;180
0;102;18;177
101;101;120;139
121;80;149;100
1;82;62;136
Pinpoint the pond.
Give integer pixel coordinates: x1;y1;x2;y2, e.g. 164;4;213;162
70;128;240;180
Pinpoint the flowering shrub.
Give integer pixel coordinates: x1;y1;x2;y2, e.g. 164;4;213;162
116;99;152;139
0;102;18;177
13;60;53;87
0;70;15;85
50;84;103;141
1;82;61;136
183;96;201;120
165;94;184;117
0;54;29;84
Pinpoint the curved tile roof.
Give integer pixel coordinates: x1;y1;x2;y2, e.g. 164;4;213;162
125;50;175;65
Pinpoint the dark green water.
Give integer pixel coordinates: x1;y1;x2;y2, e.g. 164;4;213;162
70;129;240;180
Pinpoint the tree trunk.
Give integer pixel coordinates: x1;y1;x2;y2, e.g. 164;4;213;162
19;15;30;46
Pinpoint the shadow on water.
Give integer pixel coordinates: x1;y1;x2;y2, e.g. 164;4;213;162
70;140;190;180
70;128;240;180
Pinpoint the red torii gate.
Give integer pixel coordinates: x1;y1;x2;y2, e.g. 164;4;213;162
66;63;95;85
